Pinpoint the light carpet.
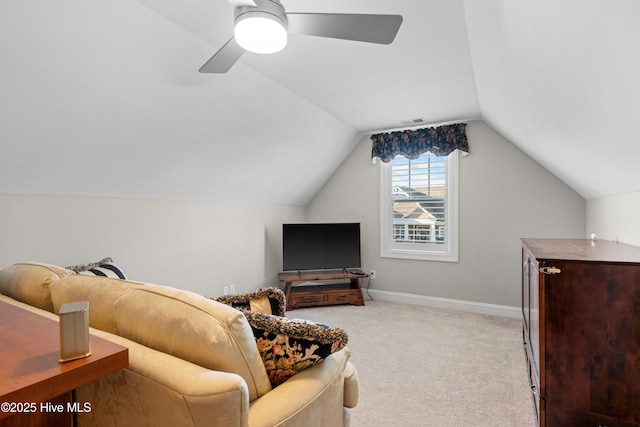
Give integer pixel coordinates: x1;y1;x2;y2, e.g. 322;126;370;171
291;300;537;427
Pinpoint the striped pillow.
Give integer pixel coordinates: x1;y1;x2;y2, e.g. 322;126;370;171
66;258;127;280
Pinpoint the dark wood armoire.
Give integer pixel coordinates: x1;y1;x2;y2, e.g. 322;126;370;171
522;238;640;427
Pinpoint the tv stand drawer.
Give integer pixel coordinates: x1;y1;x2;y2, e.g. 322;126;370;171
327;290;362;304
290;292;327;307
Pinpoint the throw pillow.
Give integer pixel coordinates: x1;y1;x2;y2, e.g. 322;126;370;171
213;287;286;316
66;257;127;280
243;310;348;386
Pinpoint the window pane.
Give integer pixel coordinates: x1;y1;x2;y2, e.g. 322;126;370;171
390;152;446;245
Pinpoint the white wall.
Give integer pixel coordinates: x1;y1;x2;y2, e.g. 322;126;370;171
306;121;586;308
0;194;305;297
586;192;640;247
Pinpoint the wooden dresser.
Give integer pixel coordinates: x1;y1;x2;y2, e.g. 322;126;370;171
522;238;640;427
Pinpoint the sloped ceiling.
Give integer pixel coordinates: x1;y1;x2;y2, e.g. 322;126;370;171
464;0;640;199
0;0;636;205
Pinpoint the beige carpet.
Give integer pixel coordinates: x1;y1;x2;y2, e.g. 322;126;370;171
291;300;537;427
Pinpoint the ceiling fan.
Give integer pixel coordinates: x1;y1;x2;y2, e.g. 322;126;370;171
199;0;403;73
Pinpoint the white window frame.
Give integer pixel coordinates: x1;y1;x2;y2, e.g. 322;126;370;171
379;150;460;262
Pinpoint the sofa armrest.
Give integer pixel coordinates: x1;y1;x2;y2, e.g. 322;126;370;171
78;328;251;427
0;294;251;426
247;348;351;427
343;361;359;408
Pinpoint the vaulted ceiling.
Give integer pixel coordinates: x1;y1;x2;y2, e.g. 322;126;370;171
1;0;638;205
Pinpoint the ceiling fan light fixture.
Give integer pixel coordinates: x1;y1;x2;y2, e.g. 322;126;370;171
234;9;288;54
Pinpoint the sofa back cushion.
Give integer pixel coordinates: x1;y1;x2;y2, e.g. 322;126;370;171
49;275;142;335
114;284;272;401
0;262;75;312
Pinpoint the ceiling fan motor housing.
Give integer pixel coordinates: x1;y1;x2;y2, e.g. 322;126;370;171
234;0;288;30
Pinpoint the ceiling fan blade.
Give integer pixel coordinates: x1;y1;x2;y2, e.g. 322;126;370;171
227;0;256;7
199;37;245;73
286;13;403;45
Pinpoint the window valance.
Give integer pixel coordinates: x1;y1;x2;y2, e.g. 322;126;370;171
371;123;469;163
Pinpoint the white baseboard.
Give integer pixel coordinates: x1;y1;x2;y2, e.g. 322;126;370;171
366;289;521;319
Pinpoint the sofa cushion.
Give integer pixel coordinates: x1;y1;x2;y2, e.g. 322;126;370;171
66;257;127;279
243;310;348;386
213;287;286;316
114;284;272;402
50;275;142;335
0;262;75;312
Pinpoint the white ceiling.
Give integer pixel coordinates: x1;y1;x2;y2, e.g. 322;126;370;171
0;0;638;205
464;0;640;199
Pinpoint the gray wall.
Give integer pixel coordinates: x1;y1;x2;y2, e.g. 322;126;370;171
0;194;305;297
587;192;640;247
306;121;586;307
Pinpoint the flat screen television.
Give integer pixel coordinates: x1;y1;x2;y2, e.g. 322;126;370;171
282;223;361;272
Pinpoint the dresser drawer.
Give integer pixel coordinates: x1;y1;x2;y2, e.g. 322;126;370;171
546;402;640;427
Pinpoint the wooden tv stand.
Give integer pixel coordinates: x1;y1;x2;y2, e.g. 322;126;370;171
278;270;367;310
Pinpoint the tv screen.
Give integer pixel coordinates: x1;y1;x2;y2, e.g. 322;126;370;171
282;223;361;271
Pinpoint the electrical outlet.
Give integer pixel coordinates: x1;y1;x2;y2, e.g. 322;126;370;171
370;270;376;280
223;286;229;296
230;284;236;294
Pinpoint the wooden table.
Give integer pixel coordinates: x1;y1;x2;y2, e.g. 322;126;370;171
0;300;129;426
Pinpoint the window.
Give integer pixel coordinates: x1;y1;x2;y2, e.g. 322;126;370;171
379;150;460;262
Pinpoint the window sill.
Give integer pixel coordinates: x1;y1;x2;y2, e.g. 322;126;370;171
381;247;459;263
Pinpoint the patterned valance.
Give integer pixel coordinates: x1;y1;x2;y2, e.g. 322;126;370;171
371;123;469;163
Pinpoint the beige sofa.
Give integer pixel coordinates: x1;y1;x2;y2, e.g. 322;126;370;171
0;262;359;427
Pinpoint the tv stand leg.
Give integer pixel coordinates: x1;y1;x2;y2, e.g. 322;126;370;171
351;278;365;306
284;282;293;311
